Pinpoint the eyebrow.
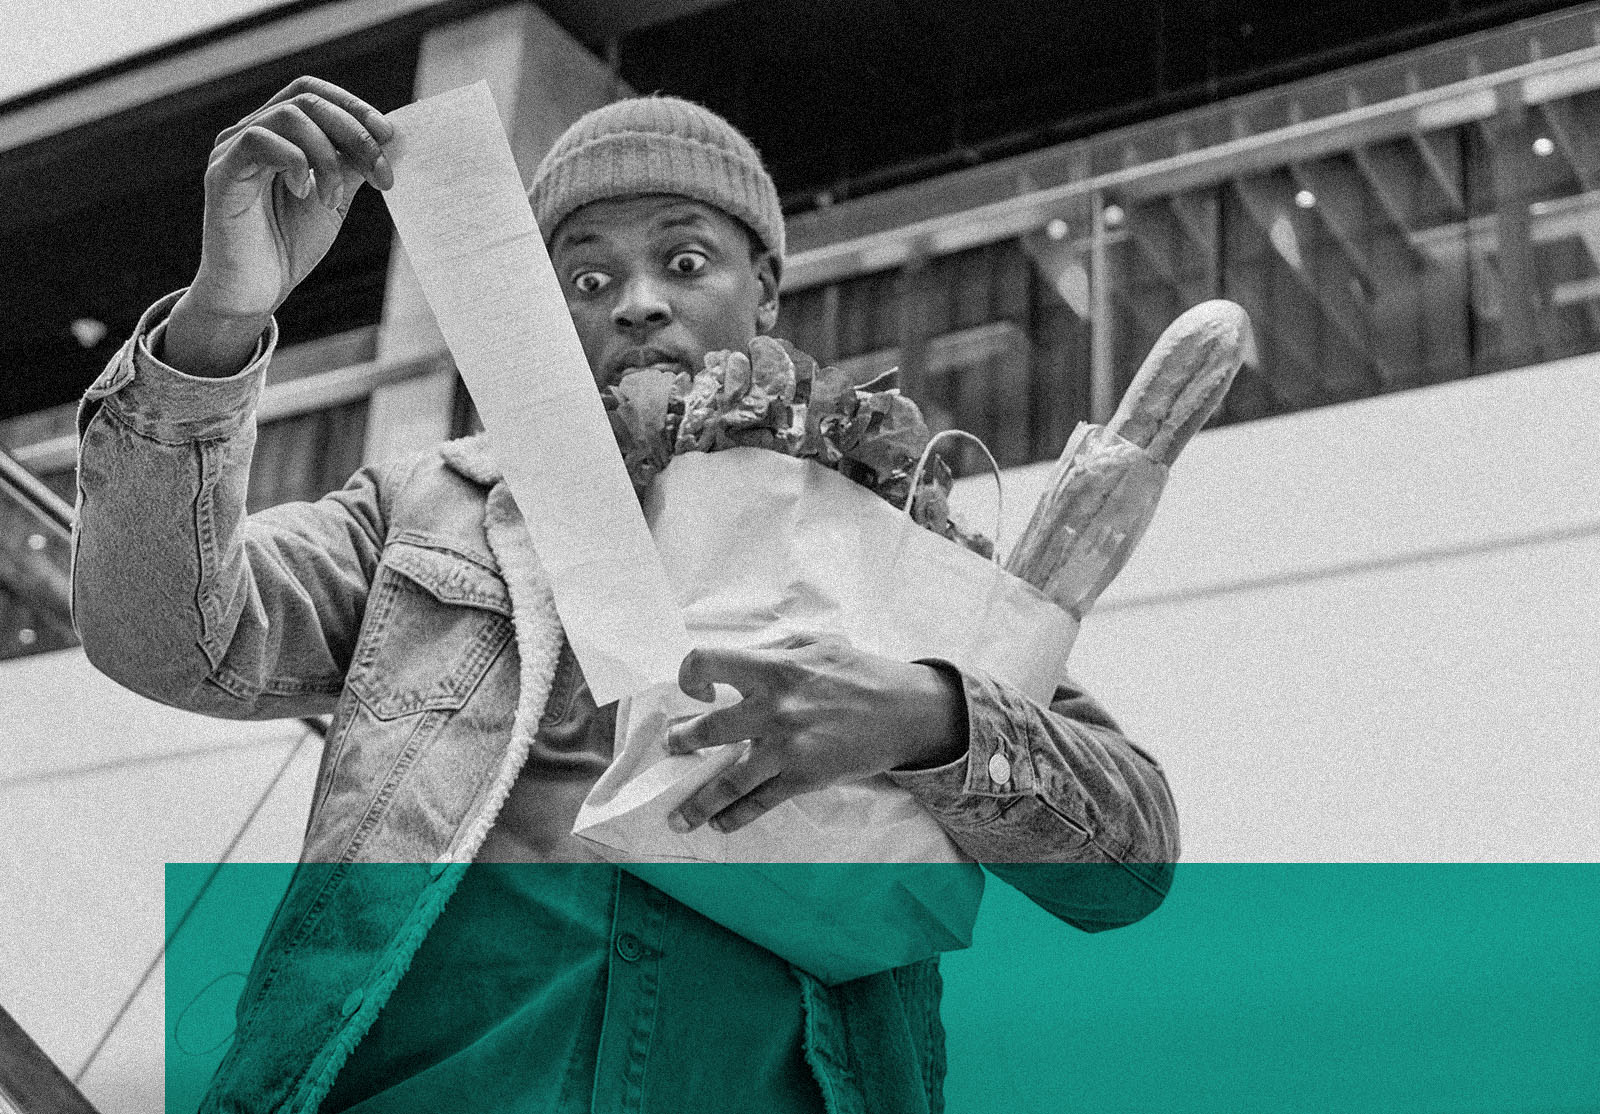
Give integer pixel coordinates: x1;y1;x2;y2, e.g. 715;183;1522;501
551;229;601;253
657;212;713;233
551;208;717;254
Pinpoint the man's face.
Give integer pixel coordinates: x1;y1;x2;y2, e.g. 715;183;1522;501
550;194;780;390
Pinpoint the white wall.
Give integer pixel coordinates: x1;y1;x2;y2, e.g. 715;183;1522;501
0;649;317;1114
957;352;1600;861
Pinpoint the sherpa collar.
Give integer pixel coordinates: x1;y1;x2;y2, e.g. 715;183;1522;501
438;432;504;487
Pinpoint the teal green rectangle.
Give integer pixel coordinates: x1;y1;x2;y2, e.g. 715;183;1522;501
942;865;1600;1114
166;864;1600;1114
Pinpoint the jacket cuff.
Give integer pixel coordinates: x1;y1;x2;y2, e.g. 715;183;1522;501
886;660;1039;814
82;289;277;442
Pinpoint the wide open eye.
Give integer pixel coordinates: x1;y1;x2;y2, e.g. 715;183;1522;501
667;250;707;276
573;270;611;294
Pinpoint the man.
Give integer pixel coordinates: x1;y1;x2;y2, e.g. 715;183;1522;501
73;77;1179;1113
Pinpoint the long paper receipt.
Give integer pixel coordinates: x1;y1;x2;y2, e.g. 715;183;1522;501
381;82;692;704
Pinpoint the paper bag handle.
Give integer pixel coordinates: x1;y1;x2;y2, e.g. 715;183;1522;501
903;428;1004;561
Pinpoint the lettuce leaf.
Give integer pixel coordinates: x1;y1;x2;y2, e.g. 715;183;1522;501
603;338;993;557
605;368;677;489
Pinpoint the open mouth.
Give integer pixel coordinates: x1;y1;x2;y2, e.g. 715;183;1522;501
607;351;690;384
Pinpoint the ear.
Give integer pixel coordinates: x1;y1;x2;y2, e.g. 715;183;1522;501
753;250;780;334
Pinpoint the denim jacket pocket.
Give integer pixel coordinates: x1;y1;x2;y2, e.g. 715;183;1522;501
346;541;514;720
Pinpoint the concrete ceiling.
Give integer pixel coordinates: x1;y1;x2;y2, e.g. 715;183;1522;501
536;0;741;47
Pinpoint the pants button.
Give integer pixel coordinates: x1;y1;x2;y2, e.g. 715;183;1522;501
615;932;644;962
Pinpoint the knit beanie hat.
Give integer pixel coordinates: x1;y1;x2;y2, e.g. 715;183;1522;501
527;95;785;263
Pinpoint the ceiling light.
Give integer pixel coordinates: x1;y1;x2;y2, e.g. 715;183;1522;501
18;628;37;646
1294;189;1316;209
1532;135;1555;157
1102;204;1125;228
70;317;108;348
1051;260;1091;317
27;534;46;551
1045;218;1069;241
1268;212;1304;271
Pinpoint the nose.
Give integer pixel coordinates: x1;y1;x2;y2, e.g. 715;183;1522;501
611;274;673;332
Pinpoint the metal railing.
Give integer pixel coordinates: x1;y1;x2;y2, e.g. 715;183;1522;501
774;3;1600;455
0;445;327;738
0;447;74;648
0;1004;102;1114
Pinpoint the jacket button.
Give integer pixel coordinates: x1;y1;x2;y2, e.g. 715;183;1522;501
987;750;1012;786
615;933;643;962
341;989;364;1018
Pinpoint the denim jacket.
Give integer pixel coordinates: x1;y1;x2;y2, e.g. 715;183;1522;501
73;292;1179;1113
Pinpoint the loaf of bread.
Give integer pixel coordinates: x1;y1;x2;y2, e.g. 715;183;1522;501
1107;300;1252;465
1005;300;1251;615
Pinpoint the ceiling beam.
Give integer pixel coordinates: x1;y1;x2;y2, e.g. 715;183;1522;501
1233;172;1379;368
1019;227;1093;319
1165;192;1223;290
1552;274;1600;305
1122;198;1214;305
1349;139;1426;234
1405;171;1600;336
1408;128;1466;216
1298;150;1461;389
1288;156;1392;291
1128;193;1323;402
1409;188;1600;254
0;0;452;155
1235;171;1402;395
1346;133;1505;328
534;0;741;45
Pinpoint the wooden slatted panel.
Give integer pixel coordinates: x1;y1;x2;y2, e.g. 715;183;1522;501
783;78;1600;447
776;286;829;360
777;237;1095;474
1026;283;1091;460
245;401;371;514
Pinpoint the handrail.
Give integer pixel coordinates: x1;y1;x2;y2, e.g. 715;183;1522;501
0;448;74;627
0;449;72;542
0;1004;102;1114
9;347;452;476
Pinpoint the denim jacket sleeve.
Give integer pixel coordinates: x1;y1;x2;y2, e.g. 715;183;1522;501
887;662;1179;931
72;290;390;720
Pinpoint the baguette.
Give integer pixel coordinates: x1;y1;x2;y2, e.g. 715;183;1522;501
1107;299;1251;465
1004;300;1251;612
1004;426;1144;588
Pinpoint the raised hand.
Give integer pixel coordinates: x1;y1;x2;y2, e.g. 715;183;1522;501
165;77;395;377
